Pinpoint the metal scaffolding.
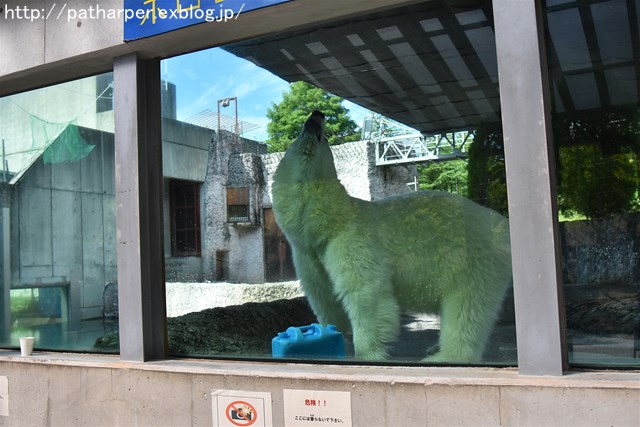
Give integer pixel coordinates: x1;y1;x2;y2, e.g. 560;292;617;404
373;130;474;166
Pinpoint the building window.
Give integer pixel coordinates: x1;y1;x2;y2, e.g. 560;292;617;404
155;0;522;365
170;179;201;257
227;186;250;222
545;0;640;367
153;0;522;365
0;73;117;353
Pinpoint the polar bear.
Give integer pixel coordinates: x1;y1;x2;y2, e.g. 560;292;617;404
272;111;512;362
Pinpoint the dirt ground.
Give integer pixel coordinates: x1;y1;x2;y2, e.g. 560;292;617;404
95;291;638;363
95;295;516;362
96;297;318;357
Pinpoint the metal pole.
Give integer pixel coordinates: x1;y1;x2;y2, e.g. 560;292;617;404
234;97;238;134
2;139;5;182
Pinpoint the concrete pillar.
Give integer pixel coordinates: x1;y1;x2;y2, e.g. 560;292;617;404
494;0;568;375
114;54;167;361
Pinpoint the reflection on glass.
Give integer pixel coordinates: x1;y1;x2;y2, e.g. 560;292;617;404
545;0;639;367
160;1;516;365
0;73;117;353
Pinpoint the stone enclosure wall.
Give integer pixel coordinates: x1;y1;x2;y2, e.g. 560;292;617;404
561;213;639;290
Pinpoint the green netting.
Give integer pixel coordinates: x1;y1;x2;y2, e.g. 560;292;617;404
43;124;95;164
29;114;94;164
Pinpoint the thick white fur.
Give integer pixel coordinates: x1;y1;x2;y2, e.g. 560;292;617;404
272;112;512;362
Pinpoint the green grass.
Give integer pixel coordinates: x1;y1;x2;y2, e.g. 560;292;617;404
558;211;587;223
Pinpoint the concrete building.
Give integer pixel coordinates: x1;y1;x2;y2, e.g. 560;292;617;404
0;0;638;426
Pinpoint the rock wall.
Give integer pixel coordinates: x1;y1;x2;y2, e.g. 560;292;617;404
262;140;417;206
165;281;303;317
201;131;266;283
561;213;640;288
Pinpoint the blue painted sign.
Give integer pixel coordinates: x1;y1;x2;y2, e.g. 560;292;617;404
124;0;292;41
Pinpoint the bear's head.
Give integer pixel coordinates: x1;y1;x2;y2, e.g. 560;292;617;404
275;110;338;183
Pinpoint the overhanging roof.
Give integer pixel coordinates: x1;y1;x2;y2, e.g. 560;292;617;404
224;0;639;134
546;0;639;115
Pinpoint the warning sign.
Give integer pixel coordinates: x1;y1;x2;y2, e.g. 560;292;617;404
212;390;273;427
283;389;352;427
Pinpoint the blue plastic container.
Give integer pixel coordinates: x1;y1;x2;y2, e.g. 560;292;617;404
272;323;345;359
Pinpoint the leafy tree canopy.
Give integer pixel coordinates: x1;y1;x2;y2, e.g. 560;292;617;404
266;81;359;152
466;122;509;216
553;109;640;218
418;160;468;195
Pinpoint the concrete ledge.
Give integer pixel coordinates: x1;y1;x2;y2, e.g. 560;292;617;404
0;352;637;426
1;351;638;389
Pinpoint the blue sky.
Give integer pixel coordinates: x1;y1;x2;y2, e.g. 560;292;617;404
162;47;375;142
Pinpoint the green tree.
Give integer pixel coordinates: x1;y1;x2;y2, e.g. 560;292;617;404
553;109;640;218
266;81;359;152
418;160;468;195
467;122;509;216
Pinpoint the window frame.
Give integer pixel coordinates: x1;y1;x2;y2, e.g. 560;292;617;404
226;186;251;223
3;0;627;374
114;1;568;372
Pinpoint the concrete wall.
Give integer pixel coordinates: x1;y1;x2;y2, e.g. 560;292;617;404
0;0;123;78
161;118;211;182
164;257;203;283
0;356;637;426
7;117;214;320
11;127;116;320
261;152;283;209
7;117;213;318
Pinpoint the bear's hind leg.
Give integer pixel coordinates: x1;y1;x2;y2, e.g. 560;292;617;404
426;289;503;363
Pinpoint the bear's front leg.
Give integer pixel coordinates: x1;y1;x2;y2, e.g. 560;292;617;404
340;287;400;360
323;239;400;360
291;245;351;333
